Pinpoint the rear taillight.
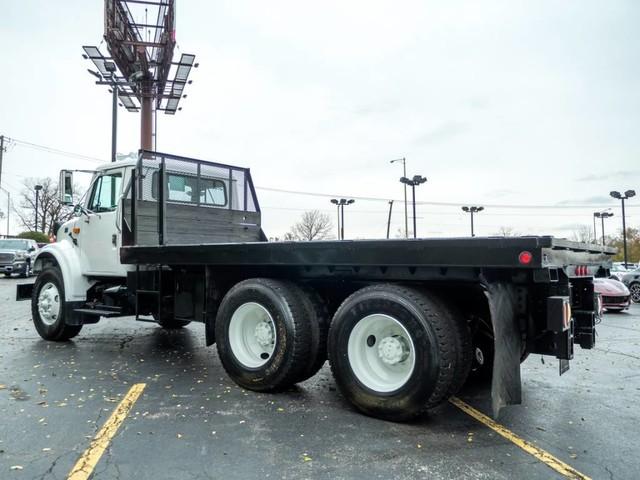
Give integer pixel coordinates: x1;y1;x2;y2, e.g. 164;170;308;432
519;251;533;265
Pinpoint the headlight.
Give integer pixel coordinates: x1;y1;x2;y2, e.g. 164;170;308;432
14;252;26;260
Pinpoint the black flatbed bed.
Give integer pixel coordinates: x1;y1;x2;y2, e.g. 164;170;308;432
121;236;614;270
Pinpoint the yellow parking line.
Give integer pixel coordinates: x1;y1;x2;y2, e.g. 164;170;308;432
68;383;146;480
449;397;591;480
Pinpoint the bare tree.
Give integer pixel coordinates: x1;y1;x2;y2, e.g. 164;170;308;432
494;226;520;237
14;177;80;235
288;210;334;241
394;227;413;239
570;225;596;244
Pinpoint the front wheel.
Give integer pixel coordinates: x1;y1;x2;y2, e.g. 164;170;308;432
32;267;82;341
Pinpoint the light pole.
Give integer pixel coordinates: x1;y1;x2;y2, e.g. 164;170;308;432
386;200;394;239
592;212;598;243
330;199;341;239
341;199;355;240
594;211;614;246
390;158;408;238
610;190;636;268
0;186;9;238
400;175;427;238
34;184;43;233
330;198;355;240
462;206;484;237
86;60;119;163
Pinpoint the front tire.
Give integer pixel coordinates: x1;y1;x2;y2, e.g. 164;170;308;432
32;267;82;341
328;284;460;421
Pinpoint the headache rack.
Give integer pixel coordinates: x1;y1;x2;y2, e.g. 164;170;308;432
122;150;265;247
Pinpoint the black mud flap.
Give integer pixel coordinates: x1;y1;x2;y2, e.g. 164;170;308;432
484;282;522;418
16;283;34;301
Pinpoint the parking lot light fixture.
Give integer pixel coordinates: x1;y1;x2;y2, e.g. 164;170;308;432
330;198;355;240
399;175;427;238
594;211;614;246
330;199;340;239
461;206;484;237
610;190;636;267
390;158;408;238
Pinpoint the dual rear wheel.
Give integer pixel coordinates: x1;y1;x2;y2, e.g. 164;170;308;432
216;280;471;421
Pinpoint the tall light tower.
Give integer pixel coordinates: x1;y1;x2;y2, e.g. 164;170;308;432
390;158;408;238
400;175;427;238
594;211;614;246
330;198;355;240
610;190;636;267
462;206;484;237
83;1;197;154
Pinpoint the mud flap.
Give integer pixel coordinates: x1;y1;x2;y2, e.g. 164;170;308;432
16;283;34;301
484;282;522;418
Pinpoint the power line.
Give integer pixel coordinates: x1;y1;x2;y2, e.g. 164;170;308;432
1;135;637;212
255;186;637;210
7;137;107;164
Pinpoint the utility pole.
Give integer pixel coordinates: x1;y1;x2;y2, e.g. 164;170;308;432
34;185;43;233
0;135;5;188
0;187;9;238
386;200;394;239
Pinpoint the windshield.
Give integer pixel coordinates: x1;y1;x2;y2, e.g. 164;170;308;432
0;239;29;250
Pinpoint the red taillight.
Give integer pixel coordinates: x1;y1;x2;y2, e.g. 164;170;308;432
518;251;533;265
576;265;589;276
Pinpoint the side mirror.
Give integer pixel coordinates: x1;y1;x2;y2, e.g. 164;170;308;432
28;246;36;252
59;170;74;205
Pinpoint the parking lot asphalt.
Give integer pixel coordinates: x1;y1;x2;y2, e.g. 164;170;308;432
1;275;639;479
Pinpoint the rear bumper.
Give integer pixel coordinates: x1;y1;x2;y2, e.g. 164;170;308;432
602;296;630;309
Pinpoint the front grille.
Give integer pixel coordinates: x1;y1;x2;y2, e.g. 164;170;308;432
602;295;629;304
0;252;15;264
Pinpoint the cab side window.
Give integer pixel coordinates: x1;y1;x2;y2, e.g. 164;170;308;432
88;172;123;212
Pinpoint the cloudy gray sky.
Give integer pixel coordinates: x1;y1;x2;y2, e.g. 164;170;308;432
1;0;638;239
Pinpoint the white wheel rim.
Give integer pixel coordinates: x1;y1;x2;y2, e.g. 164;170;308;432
38;282;61;326
347;314;416;393
228;302;276;368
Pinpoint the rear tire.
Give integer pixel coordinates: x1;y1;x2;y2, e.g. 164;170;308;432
32;267;82;341
290;285;330;383
328;284;459;421
215;278;313;392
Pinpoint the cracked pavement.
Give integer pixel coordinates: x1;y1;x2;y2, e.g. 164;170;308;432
0;276;639;479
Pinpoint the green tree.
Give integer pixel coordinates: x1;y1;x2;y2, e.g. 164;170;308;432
17;231;50;243
606;227;640;264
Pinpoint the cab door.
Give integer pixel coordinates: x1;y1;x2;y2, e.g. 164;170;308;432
79;169;126;276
